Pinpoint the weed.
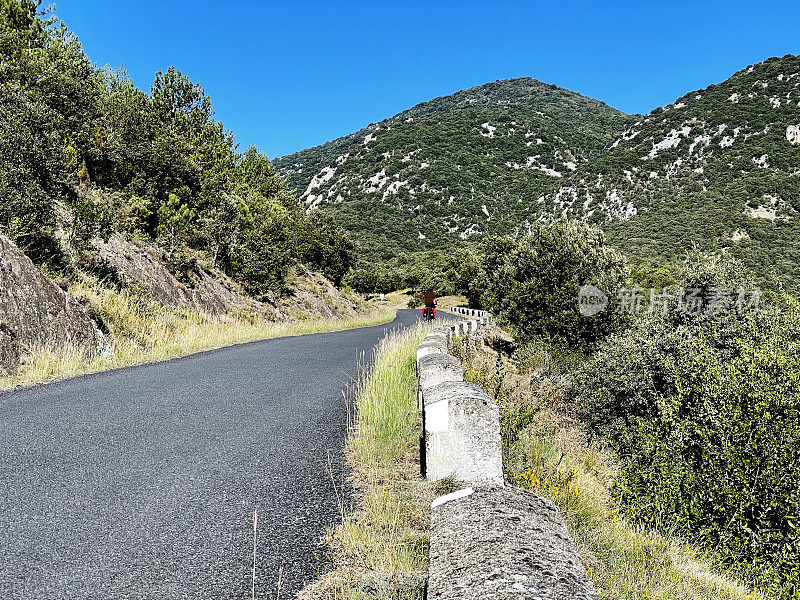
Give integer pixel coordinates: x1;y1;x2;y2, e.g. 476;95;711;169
299;325;438;600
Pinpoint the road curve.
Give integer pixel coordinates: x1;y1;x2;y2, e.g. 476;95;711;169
0;308;441;599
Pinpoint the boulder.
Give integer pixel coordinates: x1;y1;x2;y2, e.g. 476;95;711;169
0;235;105;374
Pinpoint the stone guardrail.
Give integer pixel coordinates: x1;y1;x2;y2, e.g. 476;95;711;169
418;308;598;600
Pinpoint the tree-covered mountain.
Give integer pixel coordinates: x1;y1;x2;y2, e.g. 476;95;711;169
556;54;800;290
276;56;800;290
273;78;631;258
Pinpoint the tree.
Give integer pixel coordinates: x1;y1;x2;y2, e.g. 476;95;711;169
457;219;628;349
157;193;195;251
150;66;212;133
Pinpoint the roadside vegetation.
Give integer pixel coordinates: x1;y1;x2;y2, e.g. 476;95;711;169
0;0;381;387
1;0;354;293
454;219;799;599
300;325;452;600
454;333;769;600
296;217;797;599
0;281;394;391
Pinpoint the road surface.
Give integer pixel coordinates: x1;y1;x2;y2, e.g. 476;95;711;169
0;308;444;599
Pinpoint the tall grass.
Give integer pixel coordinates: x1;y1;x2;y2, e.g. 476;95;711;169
299;325;446;600
1;280;395;391
507;418;767;600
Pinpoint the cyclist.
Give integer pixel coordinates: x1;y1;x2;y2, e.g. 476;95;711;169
422;287;437;321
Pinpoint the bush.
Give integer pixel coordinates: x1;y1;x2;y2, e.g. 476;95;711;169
575;251;800;597
457;219;628;350
296;210;355;286
343;249;457;295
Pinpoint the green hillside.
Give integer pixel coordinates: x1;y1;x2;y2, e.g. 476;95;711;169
560;55;800;290
276;57;800;290
274;78;631;258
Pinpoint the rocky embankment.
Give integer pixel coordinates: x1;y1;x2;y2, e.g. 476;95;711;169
0;235;105;374
0;230;363;376
89;233;266;317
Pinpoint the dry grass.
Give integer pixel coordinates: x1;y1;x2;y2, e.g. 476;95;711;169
299;325;447;600
0;279;395;392
455;330;768;600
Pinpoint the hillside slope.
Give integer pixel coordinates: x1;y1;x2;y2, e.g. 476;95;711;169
277;56;800;289
550;54;800;288
0;234;105;374
274;78;631;257
0;0;375;379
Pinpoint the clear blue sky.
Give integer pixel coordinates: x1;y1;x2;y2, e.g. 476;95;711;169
54;0;799;159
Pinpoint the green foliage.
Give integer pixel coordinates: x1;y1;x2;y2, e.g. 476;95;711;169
0;0;67;258
616;311;800;597
344;249;457;295
236;230;291;299
295;211;356;285
575;252;800;597
66;194;113;251
228;191;294;297
456;220;629;349
0;0;354;294
157;193;195;250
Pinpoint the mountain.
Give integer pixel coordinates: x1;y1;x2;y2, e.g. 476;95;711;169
276;56;800;290
560;55;800;289
273;78;631;258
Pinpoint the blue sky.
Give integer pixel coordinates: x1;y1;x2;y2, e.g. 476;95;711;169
55;0;799;158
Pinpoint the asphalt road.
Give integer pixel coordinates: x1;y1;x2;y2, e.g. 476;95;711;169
0;308;443;599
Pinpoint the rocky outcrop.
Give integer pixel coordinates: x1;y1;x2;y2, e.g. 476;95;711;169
786;124;800;145
90;234;267;318
0;235;105;374
280;267;360;319
87;235;365;323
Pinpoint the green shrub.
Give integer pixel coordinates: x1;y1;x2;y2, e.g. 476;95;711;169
457;219;629;350
575;251;800;597
616;313;800;597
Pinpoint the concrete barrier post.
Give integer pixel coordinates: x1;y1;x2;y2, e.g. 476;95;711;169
418;305;597;599
418;353;464;397
422;381;504;486
428;487;598;600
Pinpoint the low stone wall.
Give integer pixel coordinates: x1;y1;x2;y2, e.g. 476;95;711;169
419;308;598;599
417;316;502;486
